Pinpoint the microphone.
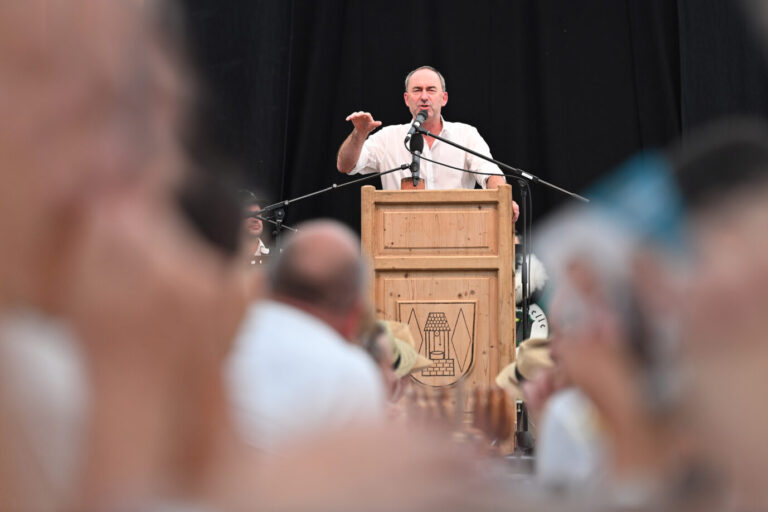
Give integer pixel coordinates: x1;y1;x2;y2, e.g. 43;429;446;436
409;133;424;186
404;110;429;143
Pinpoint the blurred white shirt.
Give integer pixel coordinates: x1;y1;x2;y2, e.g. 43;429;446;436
536;388;605;489
0;311;88;502
253;238;269;256
349;119;504;190
226;300;384;452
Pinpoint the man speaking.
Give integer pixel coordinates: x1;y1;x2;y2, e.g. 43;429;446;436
336;66;514;217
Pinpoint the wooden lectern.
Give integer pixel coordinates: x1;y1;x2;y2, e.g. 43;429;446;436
361;184;516;394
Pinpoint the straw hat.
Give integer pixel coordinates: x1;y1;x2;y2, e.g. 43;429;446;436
382;320;432;378
495;338;553;400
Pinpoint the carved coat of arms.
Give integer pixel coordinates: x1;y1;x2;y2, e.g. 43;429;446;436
398;301;476;387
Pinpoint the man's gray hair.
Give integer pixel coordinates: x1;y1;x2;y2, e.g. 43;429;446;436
404;65;447;92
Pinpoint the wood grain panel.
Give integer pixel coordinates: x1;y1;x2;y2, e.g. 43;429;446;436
381;209;494;252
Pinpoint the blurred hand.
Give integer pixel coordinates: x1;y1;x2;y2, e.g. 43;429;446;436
553;259;666;476
522;369;561;423
58;187;247;505
62;191;243;360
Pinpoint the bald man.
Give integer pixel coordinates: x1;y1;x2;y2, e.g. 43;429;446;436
227;220;384;452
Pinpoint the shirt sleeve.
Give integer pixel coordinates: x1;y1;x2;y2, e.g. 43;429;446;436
349;129;385;176
464;127;505;188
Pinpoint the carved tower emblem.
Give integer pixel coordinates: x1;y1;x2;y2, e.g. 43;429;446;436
398;301;476;387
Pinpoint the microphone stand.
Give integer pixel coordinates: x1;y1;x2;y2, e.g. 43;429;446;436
516;178;532;339
257;211;297;253
256;164;411;243
413;126;589;340
253;213;299;233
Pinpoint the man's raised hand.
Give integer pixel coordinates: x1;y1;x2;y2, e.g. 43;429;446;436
337;111;382;173
345;111;382;136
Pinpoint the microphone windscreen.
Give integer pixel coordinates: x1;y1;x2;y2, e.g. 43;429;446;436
416;109;429;123
409;133;424;152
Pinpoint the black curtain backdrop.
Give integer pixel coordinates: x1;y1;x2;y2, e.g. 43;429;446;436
678;0;768;129
182;0;768;234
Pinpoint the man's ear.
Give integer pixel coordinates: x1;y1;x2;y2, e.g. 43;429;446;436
442;91;448;107
339;299;364;343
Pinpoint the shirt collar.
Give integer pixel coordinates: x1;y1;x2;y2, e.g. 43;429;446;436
406;116;451;137
255;238;270;255
437;116;451;136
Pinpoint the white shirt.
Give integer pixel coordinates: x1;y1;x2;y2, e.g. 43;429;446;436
0;311;88;501
226;300;384;452
253;238;269;256
536;388;605;488
249;238;270;266
350;119;505;190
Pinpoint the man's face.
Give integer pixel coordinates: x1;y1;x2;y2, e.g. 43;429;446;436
403;68;448;124
243;204;264;238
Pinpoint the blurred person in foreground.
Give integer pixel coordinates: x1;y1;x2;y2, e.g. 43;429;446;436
666;119;768;510
226;220;385;453
550;120;768;510
525;150;697;504
0;1;248;509
524;119;768;510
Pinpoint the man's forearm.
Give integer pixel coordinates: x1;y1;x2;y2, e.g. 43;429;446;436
336;130;367;173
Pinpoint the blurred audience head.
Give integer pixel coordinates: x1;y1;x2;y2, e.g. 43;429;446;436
0;1;251;509
666;117;768;504
0;0;189;313
668;118;768;345
671;118;768;215
268;220;368;341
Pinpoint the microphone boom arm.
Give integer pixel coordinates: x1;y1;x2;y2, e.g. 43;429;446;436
258;164;411;218
414;126;589;203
